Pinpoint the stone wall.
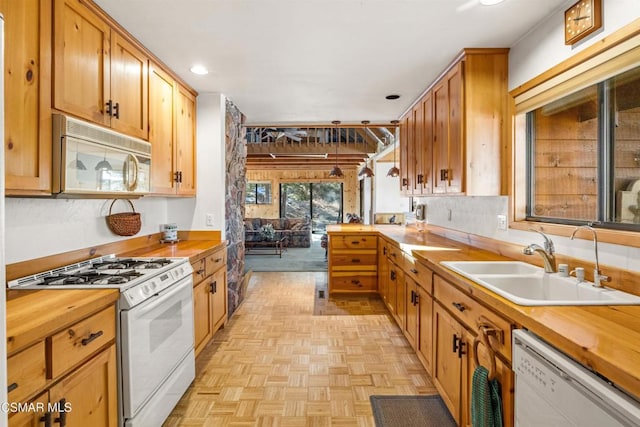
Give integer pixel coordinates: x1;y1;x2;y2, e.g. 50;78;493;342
225;99;246;315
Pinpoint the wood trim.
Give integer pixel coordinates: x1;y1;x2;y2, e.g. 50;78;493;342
510;18;640;98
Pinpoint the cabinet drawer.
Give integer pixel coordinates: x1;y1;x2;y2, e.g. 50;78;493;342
50;305;116;378
192;257;207;285
403;254;433;294
386;244;402;263
331;272;378;291
434;275;512;359
331;234;377;249
205;247;227;276
331;252;377;268
7;342;46;404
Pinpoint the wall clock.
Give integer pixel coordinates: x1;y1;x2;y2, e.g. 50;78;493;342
565;0;602;45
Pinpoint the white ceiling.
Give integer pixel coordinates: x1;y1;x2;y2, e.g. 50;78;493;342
94;0;568;125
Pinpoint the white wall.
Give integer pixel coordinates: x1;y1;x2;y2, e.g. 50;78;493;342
415;0;640;275
373;161;408;213
4;93;227;264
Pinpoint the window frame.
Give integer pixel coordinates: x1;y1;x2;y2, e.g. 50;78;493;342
509;21;640;248
245;181;272;205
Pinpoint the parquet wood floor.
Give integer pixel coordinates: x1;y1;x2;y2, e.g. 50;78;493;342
163;272;436;427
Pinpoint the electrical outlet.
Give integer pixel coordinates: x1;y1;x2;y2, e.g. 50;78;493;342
497;214;507;230
205;213;214;227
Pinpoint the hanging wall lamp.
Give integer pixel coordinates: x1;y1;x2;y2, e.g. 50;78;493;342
329;120;344;178
387;120;400;177
359;120;374;177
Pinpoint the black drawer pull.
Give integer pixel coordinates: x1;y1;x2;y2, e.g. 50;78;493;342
351;280;362;287
196;268;205;275
105;99;113;116
7;382;18;393
351;241;360;245
210;281;217;294
215;258;223;262
417;174;424;184
457;340;466;358
40;412;52;427
81;330;104;346
351;258;361;263
390;271;396;281
410;268;418;274
452;302;466;312
113;102;120;119
452;334;460;353
54;399;67;427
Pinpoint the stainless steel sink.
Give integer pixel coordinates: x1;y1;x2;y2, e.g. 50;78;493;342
441;261;640;306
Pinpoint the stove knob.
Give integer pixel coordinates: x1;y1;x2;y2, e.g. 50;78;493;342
143;285;150;295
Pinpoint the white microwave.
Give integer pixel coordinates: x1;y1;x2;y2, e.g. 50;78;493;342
52;114;151;197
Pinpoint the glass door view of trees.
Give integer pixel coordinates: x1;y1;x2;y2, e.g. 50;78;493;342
280;183;343;233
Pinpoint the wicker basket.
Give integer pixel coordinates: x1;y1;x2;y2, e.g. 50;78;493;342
106;199;141;236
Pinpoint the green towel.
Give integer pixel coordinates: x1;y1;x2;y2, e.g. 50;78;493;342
471;365;504;427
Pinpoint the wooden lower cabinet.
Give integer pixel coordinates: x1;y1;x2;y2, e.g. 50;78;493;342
404;276;419;347
433;302;466;425
192;246;228;357
416;285;434;377
377;237;390;303
328;233;378;294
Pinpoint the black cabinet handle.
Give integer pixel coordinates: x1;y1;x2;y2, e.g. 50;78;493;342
81;330;103;346
196;268;205;275
351;258;361;263
106;99;113;116
414;292;419;306
383;247;387;255
40;412;52;427
457;340;466;358
402;178;408;186
452;334;459;353
410;290;415;304
410;268;418;274
210;281;217;294
174;171;181;183
390;271;396;281
417;174;424;184
350;280;362;287
350;240;360;245
452;302;466;312
215;258;223;262
113;102;120;119
7;382;18;393
54;399;67;427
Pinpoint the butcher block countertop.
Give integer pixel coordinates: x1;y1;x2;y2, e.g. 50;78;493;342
327;224;640;399
5;289;119;356
120;239;226;261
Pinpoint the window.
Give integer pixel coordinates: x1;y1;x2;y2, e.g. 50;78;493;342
245;182;272;204
526;65;640;230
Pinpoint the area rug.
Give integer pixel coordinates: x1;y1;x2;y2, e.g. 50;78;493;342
370;395;456;427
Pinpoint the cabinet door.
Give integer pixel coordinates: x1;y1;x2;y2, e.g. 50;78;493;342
2;0;52;194
432;78;448;194
420;92;433;195
399;115;410;194
110;32;148;139
463;328;514;427
211;268;227;329
175;85;196;196
149;63;176;194
412;102;422;195
447;62;464;194
377;240;389;303
394;268;406;329
49;345;117;427
8;392;48;427
193;278;214;357
404;277;418;348
433;303;464;425
386;261;398;317
416;285;433;377
53;0;110;126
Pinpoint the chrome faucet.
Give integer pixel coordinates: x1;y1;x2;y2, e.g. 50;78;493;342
570;225;609;288
523;230;556;273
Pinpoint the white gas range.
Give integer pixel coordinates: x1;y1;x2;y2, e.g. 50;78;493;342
9;255;196;427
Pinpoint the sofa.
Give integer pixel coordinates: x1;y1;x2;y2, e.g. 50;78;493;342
244;217;312;248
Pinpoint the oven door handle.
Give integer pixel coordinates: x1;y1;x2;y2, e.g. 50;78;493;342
132;277;193;316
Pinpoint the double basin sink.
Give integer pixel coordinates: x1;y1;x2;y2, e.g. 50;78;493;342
441;261;640;306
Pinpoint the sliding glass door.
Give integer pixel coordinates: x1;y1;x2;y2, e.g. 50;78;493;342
280;183;343;233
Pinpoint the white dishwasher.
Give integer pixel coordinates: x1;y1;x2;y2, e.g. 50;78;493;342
512;329;640;427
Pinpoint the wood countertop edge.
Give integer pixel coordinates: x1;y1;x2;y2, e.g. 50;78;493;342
6;289;119;356
119;239;227;262
328;224;640;399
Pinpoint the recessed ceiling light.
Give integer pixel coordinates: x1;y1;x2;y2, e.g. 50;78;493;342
190;65;209;75
385;94;400;100
479;0;505;5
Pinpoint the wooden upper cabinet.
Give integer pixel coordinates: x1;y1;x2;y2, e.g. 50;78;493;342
53;0;148;139
175;85;197;196
149;66;196;196
400;48;508;197
149;63;176;194
110;33;148;139
399;115;411;194
2;0;53;195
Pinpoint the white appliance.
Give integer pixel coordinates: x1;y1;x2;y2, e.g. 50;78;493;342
512;329;640;426
52;113;151;197
9;255;195;427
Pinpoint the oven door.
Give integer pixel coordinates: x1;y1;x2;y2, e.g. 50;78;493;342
120;276;194;418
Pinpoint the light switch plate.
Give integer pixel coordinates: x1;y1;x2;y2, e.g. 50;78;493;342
497;214;507;230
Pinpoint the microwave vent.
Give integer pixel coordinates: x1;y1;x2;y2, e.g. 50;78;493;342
59;115;151;155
